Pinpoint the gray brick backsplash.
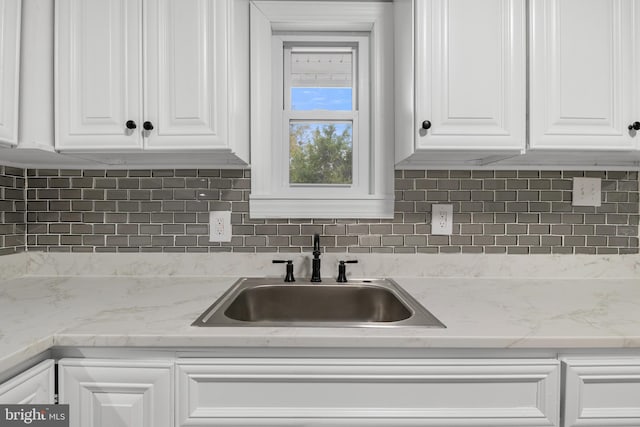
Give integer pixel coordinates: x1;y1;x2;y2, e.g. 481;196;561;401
0;165;26;254
0;167;638;254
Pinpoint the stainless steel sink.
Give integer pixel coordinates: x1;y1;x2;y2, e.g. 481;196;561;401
192;278;445;328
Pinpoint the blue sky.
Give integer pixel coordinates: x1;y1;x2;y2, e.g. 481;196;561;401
291;88;353;111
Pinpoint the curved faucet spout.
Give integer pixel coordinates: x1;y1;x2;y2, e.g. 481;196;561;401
313;233;320;254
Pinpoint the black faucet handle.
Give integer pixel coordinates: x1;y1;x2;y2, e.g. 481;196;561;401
337;259;358;282
272;259;295;282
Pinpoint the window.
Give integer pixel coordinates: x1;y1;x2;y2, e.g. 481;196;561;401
249;1;394;219
276;37;369;196
287;45;358;186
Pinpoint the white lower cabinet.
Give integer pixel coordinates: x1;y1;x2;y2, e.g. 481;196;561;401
176;358;560;427
563;358;640;427
58;359;172;427
0;359;55;404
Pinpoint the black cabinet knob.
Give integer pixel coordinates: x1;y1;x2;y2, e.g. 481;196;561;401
125;120;137;130
143;121;154;131
629;122;640;131
421;120;432;130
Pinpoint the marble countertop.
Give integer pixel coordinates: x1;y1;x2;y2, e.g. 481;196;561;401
3;265;640;373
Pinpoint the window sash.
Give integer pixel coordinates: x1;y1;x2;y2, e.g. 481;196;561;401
284;45;357;111
284;112;360;189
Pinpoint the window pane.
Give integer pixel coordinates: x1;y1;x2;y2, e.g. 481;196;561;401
291;87;353;111
289;122;353;185
290;51;352;87
289;51;353;111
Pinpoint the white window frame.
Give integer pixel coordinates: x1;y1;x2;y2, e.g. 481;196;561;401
276;36;369;196
249;1;394;219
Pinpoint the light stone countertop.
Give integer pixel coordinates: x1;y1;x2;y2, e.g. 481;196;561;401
2;252;640;374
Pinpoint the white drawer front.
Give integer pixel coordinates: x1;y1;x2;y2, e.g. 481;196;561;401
0;359;55;404
177;358;559;426
564;358;640;426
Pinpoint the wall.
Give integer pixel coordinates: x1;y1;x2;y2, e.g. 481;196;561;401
17;168;638;255
0;165;26;255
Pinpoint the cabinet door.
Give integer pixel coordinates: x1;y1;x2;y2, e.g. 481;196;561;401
413;0;526;150
563;358;640;427
55;0;143;151
0;0;21;147
0;360;55;404
143;0;228;150
530;0;640;150
177;358;559;427
59;359;172;427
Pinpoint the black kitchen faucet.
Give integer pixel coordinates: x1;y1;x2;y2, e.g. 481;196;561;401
311;233;321;282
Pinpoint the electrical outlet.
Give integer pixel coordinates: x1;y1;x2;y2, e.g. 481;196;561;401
209;211;231;242
572;177;601;207
431;204;453;235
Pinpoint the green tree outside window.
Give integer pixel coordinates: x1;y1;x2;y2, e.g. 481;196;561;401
289;123;353;185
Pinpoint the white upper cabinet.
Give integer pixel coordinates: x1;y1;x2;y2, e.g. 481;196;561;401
56;0;142;151
56;0;249;161
0;0;21;147
143;0;228;150
530;0;640;151
395;0;526;164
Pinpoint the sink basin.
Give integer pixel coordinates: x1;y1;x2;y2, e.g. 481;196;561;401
192;278;445;328
226;285;411;322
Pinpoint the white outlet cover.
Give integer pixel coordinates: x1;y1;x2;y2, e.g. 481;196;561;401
432;204;453;235
209;211;232;242
572;177;601;207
